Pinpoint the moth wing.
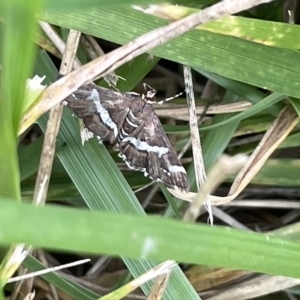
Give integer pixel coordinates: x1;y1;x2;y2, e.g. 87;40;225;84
65;83;189;191
65;83;130;144
118;106;189;191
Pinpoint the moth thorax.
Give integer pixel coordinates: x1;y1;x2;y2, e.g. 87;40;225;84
146;89;156;100
142;83;157;103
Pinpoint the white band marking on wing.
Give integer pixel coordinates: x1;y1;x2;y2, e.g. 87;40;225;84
80;127;94;145
89;89;118;137
122;137;168;158
125;117;138;128
169;165;186;173
127;92;139;96
118;153;147;174
121;128;129;137
119;128;126;140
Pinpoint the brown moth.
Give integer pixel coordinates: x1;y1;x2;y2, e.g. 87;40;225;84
64;83;189;191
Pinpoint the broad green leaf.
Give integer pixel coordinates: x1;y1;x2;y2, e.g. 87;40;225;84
39;6;300;98
0;199;300;278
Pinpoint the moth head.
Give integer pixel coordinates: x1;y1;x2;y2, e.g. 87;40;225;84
142;83;157;104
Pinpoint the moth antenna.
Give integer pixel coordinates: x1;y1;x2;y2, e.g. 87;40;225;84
157;90;186;105
143;83;155;92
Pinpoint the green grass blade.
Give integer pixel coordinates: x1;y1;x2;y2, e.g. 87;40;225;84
22;256;98;300
0;0;43;289
43;0;194;10
199;92;285;131
150;5;300;50
196;69;283;116
234;159;300;187
39;6;300;98
1;199;300;278
19;136;44;181
0;0;41;199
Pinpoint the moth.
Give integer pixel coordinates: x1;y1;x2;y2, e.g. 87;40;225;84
64;82;189;192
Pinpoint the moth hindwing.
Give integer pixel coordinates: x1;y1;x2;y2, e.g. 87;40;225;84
65;83;189;192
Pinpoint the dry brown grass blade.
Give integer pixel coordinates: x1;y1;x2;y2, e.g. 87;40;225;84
33;29;81;206
35;31;62;59
22;290;35;300
80;34;119;86
39;21;82;70
146;273;170;300
167;154;247;204
206;274;300;300
183;66;206;191
186;265;249;292
181;155;247;219
97;261;174;300
229;104;299;197
171;104;299;205
154;101;252;121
